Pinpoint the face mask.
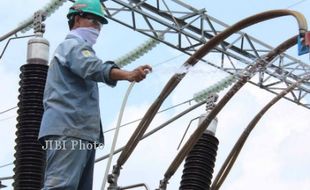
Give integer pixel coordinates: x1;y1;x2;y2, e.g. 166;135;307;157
70;27;100;46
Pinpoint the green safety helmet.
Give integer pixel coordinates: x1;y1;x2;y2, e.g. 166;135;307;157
67;0;108;24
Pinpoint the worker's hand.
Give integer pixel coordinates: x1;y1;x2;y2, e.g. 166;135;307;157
128;65;152;82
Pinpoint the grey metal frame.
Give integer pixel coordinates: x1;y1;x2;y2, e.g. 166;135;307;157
102;0;310;109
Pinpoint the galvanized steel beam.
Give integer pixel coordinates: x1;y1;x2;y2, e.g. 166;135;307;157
103;0;310;109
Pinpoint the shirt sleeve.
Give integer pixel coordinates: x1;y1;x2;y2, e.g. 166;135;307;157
61;42;119;87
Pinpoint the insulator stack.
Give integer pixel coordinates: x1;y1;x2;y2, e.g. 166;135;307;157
13;30;49;189
179;132;219;190
13;63;48;189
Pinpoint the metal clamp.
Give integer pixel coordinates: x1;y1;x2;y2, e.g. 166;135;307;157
107;165;121;190
33;11;46;35
205;93;219;110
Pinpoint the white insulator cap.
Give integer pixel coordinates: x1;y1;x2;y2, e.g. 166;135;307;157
27;37;49;63
198;111;218;135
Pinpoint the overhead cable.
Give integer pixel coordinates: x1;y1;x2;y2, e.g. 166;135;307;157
0;106;17;115
156;9;307;188
95;99;206;163
102;71;234;135
286;0;308;9
0;163;13;169
0;35;35;61
103;97;194;134
163;35;300;189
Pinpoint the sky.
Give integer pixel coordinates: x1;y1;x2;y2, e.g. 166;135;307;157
1;0;310;190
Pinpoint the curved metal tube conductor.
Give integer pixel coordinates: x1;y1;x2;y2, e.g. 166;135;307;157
110;9;307;187
118;9;307;168
159;36;301;188
160;36;305;189
185;10;307;66
211;50;310;190
160;10;307;189
211;76;310;190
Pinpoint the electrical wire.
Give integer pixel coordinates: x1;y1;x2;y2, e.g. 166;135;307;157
0;162;13;169
286;0;308;8
95;99;206;163
152;54;185;68
158;13;304;188
103;98;193;134
101;59;225;135
0;106;17;115
0;35;35;61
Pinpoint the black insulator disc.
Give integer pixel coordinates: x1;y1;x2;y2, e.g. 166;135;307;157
180;134;219;190
14;64;48;189
20;64;48;70
14;152;45;160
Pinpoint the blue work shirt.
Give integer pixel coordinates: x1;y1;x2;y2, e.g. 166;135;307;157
39;34;119;145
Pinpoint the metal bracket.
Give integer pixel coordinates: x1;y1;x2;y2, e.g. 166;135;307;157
205;93;219;110
120;183;149;190
33;11;46;35
157;178;169;190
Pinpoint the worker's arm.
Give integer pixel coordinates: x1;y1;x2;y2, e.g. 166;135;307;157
61;39;152;84
110;65;152;82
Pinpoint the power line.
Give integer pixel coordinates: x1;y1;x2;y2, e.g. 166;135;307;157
0;55;184;116
0;97;194;132
0;50;184;116
0;35;35;61
0;106;17;115
103;98;194;134
286;0;308;8
0;163;13;169
157;98;195;115
95;99;206;163
152;54;185;68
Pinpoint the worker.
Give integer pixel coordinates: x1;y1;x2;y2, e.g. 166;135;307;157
38;0;152;189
